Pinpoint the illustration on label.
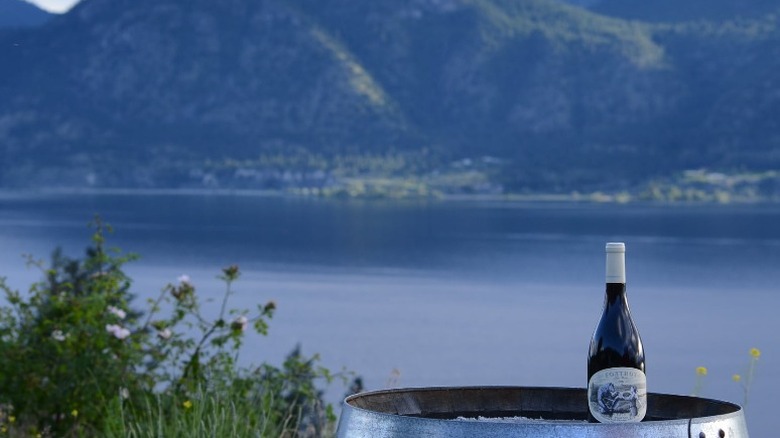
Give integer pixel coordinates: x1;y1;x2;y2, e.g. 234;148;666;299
588;367;647;422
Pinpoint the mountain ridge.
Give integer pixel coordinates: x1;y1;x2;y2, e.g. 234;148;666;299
590;0;780;23
1;0;779;196
0;0;52;28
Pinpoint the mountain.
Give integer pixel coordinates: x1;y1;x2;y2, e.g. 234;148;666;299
591;0;780;23
0;0;52;28
1;0;779;195
1;0;414;187
292;0;689;190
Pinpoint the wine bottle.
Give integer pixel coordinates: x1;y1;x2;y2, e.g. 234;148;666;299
587;242;646;423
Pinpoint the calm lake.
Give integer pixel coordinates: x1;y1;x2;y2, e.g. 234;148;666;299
0;192;777;435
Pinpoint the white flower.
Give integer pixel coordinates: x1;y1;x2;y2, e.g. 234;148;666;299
157;328;172;340
51;330;67;342
105;324;131;340
107;305;127;320
231;315;249;332
115;327;130;339
177;274;191;285
119;387;130;400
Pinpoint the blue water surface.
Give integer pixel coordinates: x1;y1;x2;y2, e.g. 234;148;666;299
0;192;776;435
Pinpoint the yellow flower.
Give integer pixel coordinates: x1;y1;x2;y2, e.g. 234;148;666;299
695;366;708;376
182;400;193;410
749;348;761;359
8;416;14;424
1;426;7;433
71;409;78;418
732;374;742;382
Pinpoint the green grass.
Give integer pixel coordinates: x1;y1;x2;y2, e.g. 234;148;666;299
100;386;329;438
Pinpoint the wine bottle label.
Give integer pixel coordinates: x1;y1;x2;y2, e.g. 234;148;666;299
587;367;647;423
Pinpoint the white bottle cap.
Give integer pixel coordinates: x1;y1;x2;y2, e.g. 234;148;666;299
606;242;626;283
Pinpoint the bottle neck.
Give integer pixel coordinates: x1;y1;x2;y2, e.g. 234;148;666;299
605;282;627;305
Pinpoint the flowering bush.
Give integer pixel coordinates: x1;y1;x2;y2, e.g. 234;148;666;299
0;219;343;437
0;220;150;435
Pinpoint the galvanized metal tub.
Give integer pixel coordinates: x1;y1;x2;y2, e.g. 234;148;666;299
336;386;748;437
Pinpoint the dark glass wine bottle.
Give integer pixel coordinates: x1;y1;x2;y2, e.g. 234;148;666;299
587;242;646;423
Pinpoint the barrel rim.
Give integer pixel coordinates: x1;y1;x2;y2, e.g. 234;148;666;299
342;385;744;424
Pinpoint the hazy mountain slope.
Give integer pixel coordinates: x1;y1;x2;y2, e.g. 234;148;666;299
591;0;780;23
295;0;691;188
0;0;414;186
0;0;52;28
0;0;779;191
708;35;780;166
654;17;780;168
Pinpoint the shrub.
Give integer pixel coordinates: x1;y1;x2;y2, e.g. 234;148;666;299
0;218;344;437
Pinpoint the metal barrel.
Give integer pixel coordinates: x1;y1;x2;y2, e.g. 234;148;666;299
336;386;748;438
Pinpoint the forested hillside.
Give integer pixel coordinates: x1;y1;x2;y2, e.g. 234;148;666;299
1;0;779;198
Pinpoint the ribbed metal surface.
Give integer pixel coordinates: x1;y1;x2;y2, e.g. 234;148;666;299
336;386;749;438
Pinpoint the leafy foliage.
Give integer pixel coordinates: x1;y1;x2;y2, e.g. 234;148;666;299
0;218;345;436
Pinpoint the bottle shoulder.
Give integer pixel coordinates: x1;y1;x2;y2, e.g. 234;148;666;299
589;298;645;363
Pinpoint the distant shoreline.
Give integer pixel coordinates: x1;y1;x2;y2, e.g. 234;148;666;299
1;187;777;205
0;187;286;199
